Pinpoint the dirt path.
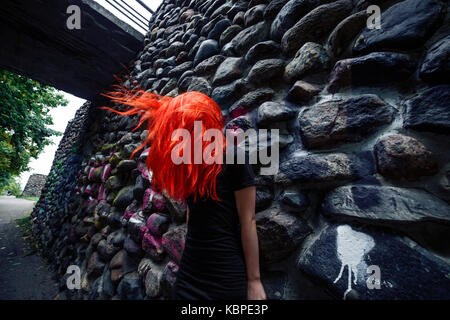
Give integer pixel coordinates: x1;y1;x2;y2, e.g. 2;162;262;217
0;196;59;300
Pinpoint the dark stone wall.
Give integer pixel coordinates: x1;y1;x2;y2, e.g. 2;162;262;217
22;174;47;197
32;0;450;300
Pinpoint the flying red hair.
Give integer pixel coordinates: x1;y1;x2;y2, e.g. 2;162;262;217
101;86;226;202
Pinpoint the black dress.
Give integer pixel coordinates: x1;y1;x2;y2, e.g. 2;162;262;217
172;153;256;300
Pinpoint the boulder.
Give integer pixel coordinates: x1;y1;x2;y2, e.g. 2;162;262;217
298;224;450;299
284;42;329;83
419;35;450;84
298;95;396;149
374;134;438;180
281;0;353;56
275;152;375;187
162;225;187;264
248;59;285;84
403;85;450;134
353;0;445;54
256;206;312;264
326;52;416;93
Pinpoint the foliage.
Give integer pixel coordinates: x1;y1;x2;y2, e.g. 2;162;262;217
0;177;22;196
0;70;68;188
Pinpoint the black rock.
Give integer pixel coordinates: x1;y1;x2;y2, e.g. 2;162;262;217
275;152;375;187
298;95;396;149
280;191;309;213
117;272;143;300
229;21;270;55
193;39;220;66
208;18;232;41
298;224;450;299
403;85;450;134
256;206;312;264
353;0;445;54
245;40;281;64
326;52;416;93
247;59;285;84
212;57;244;86
419;35;450;84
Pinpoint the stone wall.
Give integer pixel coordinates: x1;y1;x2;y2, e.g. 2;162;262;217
32;0;450;300
22;174;47;197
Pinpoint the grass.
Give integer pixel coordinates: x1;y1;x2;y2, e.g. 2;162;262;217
18;196;39;201
15;211;39;256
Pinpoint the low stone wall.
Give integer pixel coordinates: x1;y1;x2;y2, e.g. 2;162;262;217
32;0;450;300
22;174;47;197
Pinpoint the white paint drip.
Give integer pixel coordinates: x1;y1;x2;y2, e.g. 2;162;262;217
333;225;375;299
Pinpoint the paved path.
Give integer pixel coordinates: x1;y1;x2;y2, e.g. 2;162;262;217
0;196;59;300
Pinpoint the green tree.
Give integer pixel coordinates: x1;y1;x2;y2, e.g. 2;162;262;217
0;70;68;188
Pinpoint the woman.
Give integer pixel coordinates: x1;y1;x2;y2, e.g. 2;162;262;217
102;88;267;300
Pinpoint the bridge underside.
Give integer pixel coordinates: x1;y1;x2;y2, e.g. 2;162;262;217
0;0;144;99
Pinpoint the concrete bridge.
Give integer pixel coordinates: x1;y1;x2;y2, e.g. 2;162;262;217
0;0;145;99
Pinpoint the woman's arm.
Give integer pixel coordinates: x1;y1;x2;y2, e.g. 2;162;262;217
186;205;189;224
235;186;267;300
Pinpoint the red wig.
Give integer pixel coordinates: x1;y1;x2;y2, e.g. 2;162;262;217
101;87;226;202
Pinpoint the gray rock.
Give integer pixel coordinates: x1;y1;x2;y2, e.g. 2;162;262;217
420;35;450;84
326;10;369;58
244;4;266;27
284;42;329;83
212;57;244;86
211;78;253;110
353;0;445;54
245;40;281;64
187;77;212;96
275;152;375;187
298;224;450;299
163;193;187;224
256;206;312;264
162;225;187;264
286;80;321;103
403;85;450;134
248;59;285;84
193;39;220;66
299;95;396;149
117;272;143;300
219;25;243;47
257;101;296;126
144;262;163;298
229;21;270;55
280;191;309;213
194;55;225;76
270;0;332;41
229;88;275;118
264;0;289;21
86;252;105;277
326;52;416;93
208;18;232;41
167;61;193;77
281;0;353;56
322;184;450;225
110;249;138;284
161;261;179;299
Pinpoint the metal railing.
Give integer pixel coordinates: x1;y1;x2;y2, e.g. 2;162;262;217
104;0;155;33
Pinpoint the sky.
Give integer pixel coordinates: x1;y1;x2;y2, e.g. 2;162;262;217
19;1;163;189
18;93;86;189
